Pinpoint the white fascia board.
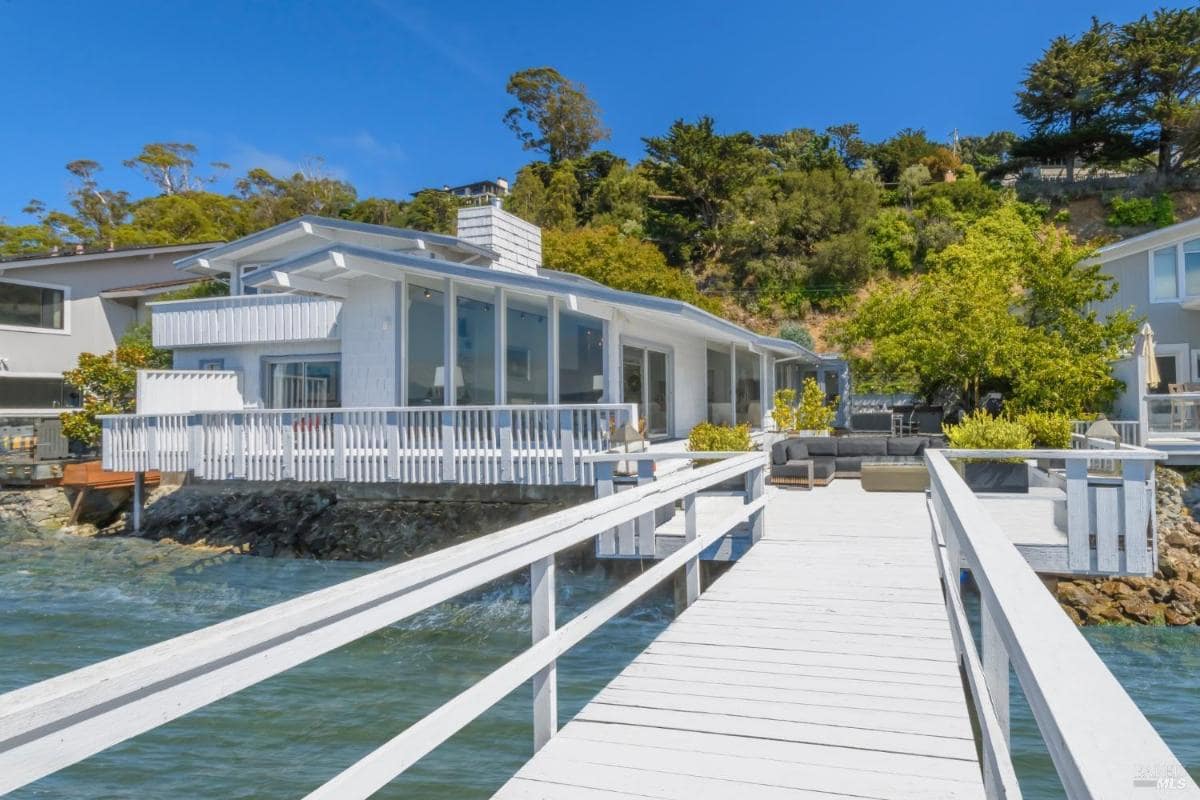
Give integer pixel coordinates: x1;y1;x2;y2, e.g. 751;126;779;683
1087;216;1200;264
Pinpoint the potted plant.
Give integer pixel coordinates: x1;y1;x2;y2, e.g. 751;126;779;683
792;378;836;436
944;410;1034;493
687;422;754;490
1016;410;1072;471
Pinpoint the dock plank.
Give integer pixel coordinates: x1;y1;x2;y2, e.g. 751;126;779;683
493;482;985;799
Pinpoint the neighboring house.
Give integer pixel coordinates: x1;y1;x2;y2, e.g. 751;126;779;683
0;243;213;414
104;205;847;485
1089;216;1200;460
416;178;511;207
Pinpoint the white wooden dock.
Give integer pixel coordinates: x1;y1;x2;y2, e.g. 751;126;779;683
494;483;986;799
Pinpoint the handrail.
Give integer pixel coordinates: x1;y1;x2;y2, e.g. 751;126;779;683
0;451;767;796
940;446;1163;461
926;449;1193;798
99;402;636;419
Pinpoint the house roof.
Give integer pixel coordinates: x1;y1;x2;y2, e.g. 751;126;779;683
174;215;496;275
229;241;824;362
99;276;205;299
1089;216;1200;264
0;242;218;272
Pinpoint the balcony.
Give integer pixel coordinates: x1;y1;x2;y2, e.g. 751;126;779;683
151;294;341;348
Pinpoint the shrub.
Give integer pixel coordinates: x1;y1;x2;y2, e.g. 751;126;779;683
771;388;796;432
943;410;1033;458
1014;410;1072;448
1106;194;1175;228
687;422;753;453
779;322;814;350
794;377;836;433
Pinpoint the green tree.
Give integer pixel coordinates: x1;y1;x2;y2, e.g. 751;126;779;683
1112;7;1200;178
541;164;581;230
642;116;766;266
867;208;918;273
957;131;1018;176
778;322;814;350
585;162;657;234
898;163;930;209
47;160;131;247
504;67;609;162
123;142;228;195
397;190;460;235
112;192;247;245
236;160;358;228
868;129;940;183
60;331;171;446
541;226;717;312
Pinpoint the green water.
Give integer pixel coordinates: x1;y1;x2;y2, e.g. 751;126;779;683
2;524;1198;798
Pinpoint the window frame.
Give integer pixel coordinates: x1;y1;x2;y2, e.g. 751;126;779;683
1147;237;1200;303
0;276;70;335
261;354;342;409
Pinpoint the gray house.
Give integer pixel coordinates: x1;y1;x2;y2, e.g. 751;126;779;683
1089;216;1200;459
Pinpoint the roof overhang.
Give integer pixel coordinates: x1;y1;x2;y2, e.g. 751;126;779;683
0;242;217;273
243;243;820;361
1087;216;1200;265
173;215;497;275
99;277;205;299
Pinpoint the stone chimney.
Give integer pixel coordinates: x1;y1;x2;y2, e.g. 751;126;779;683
455;201;541;275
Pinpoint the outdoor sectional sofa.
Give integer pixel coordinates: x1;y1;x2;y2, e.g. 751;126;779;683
770;435;944;488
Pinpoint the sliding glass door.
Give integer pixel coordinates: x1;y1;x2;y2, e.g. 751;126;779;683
622;345;670;438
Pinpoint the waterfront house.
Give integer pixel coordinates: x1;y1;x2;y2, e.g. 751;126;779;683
106;204;847;484
1088;216;1200;461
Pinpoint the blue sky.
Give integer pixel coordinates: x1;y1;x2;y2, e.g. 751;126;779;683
0;0;1172;222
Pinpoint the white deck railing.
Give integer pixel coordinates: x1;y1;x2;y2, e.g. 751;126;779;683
150;293;342;348
1071;419;1142;447
1145;392;1200;437
0;452;767;798
101;404;636;486
927;449;1193;798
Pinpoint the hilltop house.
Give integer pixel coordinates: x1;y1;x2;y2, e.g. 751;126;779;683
1089;216;1200;460
104;204;848;485
0;243;211;414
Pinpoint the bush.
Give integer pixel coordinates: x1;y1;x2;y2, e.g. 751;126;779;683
771;388;796;432
1014;410;1072;448
687;422;753;453
779;322;814;350
794;377;836;433
1106;194;1175;228
943;410;1033;455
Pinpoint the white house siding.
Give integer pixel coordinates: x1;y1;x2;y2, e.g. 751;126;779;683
172;341;341;408
1098;250;1200;346
339;277;398;406
671;334;708;437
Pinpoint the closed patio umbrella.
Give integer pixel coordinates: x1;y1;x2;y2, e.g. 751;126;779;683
1141;323;1160;388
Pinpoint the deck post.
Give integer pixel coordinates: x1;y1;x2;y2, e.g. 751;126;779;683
635;459;655;556
745;465;764;543
530;554;557;751
332;412;347;481
558;409;575;484
145;416;158;472
440;410;456;482
682;491;700;606
131;471;145;533
187;415;203;478
980;598;1010;745
281;412;295;480
232;413;246;479
1122;459;1150;575
1066;457;1090;571
594;461;616;556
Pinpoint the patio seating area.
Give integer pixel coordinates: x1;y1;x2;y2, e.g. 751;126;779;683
769;434;944;488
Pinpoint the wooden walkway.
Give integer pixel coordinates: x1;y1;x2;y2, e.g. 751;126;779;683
494;482;985;799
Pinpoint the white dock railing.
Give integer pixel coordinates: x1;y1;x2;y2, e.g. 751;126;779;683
100;404;636;486
926;449;1193;799
0;451;768;798
943;444;1164;576
1070;419;1142;448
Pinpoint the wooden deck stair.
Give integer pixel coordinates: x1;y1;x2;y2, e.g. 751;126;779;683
494;483;985;799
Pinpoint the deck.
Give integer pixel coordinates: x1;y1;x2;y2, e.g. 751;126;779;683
495;482;985;799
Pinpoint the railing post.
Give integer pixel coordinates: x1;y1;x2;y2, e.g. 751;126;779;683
385;411;400;481
558;409;575;484
980;598;1010;748
145;416;159;472
332;412;347;481
281;412;295;481
187;415;203;478
745;464;765;543
682;492;700;606
232;413;246;479
594;460;616;556
1122;459;1151;575
531;554;557;751
101;419;113;471
440;409;456;482
1066;456;1090;571
499;409;514;483
635;459;655;557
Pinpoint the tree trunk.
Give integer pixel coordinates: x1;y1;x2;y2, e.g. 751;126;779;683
1159;134;1173;180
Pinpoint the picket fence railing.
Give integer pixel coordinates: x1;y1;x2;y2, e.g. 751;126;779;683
100;403;636;486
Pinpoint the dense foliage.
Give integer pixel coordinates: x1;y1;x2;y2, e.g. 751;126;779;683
686;422;753;453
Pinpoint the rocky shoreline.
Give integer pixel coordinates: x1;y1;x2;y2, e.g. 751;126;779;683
1056;467;1200;626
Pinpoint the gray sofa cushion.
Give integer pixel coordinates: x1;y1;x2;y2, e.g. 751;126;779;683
786;442;810;460
887;437;926;456
836;438;887;457
774;458;835;480
834;456;863;473
771;441;789;466
804;438;838;456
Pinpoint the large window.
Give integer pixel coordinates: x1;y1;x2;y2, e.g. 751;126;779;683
506;295;549;404
706;346;732;425
456;290;495;405
734;346;761;427
1152;247;1178;301
558;310;604;402
0;377;78;409
1185;238;1200;297
407;283;445;404
0;281;64;330
267;359;340;408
